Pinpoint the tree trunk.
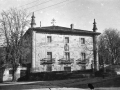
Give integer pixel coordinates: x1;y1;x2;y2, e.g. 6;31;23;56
12;65;17;82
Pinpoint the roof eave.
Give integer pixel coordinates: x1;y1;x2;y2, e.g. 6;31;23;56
29;28;101;36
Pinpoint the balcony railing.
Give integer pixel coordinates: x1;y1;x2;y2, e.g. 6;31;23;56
58;58;74;64
40;58;55;64
76;58;87;64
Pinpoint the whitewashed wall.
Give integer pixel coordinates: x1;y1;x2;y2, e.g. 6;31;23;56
2;66;27;82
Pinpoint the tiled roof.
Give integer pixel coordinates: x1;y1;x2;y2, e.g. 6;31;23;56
41;26;91;32
29;26;101;36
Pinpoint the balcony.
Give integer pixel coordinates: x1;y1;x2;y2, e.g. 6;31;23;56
40;58;55;65
76;58;86;64
58;58;74;64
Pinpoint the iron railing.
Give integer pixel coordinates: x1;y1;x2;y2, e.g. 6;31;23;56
58;58;74;64
40;58;55;64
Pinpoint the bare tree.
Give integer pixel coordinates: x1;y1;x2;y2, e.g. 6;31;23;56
98;28;120;66
0;8;30;81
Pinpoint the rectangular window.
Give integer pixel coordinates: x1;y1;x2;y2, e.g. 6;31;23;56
64;67;71;71
81;66;86;70
81;38;85;44
47;36;52;43
20;70;26;77
65;37;69;43
46;65;52;72
47;52;52;60
81;52;86;60
65;52;70;60
9;70;13;74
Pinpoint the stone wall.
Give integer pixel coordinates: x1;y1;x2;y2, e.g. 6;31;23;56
31;32;93;72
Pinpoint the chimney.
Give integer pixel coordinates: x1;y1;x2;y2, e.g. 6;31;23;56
70;24;74;30
40;21;41;28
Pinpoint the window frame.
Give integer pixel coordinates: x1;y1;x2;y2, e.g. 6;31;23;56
81;38;85;44
47;36;52;43
65;52;70;60
81;52;86;60
47;52;52;60
9;69;13;75
65;37;69;43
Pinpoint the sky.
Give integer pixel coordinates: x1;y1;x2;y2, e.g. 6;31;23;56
0;0;120;33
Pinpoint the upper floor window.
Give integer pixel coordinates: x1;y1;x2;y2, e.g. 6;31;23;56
64;44;69;51
81;52;86;60
81;38;85;44
65;37;69;43
47;36;52;43
47;52;52;59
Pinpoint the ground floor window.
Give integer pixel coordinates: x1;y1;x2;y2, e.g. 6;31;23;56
9;70;13;74
20;70;27;77
46;65;52;72
64;67;71;71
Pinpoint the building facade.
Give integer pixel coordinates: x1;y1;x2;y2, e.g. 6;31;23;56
25;13;100;72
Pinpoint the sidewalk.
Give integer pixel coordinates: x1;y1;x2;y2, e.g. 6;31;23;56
0;76;115;86
0;81;45;86
0;76;120;87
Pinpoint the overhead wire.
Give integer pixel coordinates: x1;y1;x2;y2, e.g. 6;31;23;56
41;0;76;12
24;0;53;10
30;0;70;13
24;0;76;27
18;0;75;15
18;0;40;8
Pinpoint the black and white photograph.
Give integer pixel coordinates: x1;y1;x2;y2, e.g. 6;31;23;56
0;0;120;90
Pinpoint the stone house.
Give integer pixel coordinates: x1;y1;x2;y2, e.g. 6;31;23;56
24;13;100;73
